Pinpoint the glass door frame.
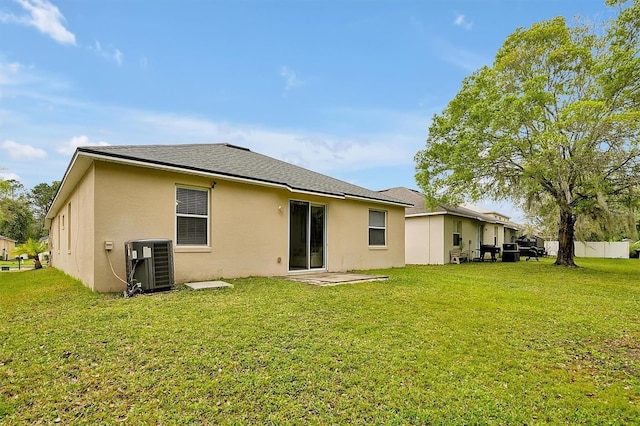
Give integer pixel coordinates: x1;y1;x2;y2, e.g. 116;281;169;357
288;200;327;272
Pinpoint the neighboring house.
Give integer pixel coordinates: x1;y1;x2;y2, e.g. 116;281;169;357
378;187;520;264
39;235;50;263
461;203;521;246
46;143;409;292
0;235;16;261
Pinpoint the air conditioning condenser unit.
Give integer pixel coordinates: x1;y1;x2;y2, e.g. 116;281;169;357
124;239;174;294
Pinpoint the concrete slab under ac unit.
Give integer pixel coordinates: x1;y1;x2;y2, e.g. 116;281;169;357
184;281;233;290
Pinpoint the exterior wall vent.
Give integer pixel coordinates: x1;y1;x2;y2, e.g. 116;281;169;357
124;239;174;295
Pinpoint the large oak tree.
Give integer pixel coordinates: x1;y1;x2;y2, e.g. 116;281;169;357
415;1;640;266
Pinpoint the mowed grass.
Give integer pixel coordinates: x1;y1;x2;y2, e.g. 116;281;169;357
1;259;639;424
0;258;35;269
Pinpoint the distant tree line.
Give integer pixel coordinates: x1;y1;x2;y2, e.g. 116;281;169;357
0;179;60;243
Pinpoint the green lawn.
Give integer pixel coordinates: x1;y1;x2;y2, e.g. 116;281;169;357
0;258;35;269
1;259;639;424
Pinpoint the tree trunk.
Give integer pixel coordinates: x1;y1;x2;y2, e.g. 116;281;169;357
555;209;577;267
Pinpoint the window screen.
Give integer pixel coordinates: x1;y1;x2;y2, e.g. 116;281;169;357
453;220;462;246
369;210;386;246
176;187;209;245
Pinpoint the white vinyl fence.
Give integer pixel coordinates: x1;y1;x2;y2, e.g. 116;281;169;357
544;241;629;259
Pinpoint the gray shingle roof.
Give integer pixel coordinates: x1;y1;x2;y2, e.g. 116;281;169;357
78;143;408;205
378;187;511;224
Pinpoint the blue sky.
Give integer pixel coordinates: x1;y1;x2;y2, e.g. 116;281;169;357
0;0;617;220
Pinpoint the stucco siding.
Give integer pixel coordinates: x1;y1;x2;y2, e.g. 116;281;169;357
327;200;405;271
84;162;404;292
50;164;96;288
0;238;16;260
446;216;490;262
405;217;430;264
93;162;178;292
405;215;445;265
404;213;514;265
504;228;518;244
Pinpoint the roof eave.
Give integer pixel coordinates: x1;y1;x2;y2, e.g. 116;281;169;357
345;194;412;207
47;151;405;223
406;210;503;223
45;151;91;228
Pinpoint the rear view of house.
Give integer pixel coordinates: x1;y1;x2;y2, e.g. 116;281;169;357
46;143;408;292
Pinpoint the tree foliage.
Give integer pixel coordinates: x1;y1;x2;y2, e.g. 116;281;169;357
28;181;60;237
3;179;25;200
0;180;59;242
11;237;47;258
0;176;7;223
0;197;35;243
415;2;640;266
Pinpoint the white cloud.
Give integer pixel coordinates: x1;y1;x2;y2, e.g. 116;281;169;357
89;41;123;66
0;61;23;86
57;135;110;155
0;59;76;103
113;49;123;66
431;36;488;72
131;111;422;175
7;62;21;73
1;140;47;160
0;171;21;181
410;17;485;72
1;0;76;45
1;2;124;65
454;12;473;30
280;66;303;93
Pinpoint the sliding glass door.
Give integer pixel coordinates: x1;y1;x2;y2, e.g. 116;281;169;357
289;201;326;271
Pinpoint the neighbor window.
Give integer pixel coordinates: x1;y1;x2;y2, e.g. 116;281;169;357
176;186;209;246
369;209;387;246
453;220;462;246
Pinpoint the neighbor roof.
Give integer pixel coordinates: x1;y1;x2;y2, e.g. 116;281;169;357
378;187;514;225
47;144;409;225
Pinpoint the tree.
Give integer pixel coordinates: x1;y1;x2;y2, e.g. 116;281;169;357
4;179;25;200
524;195;639;242
415;2;640;266
28;181;60;238
0;197;35;243
0;175;7;223
11;238;47;269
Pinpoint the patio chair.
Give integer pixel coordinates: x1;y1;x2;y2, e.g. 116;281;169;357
450;249;468;264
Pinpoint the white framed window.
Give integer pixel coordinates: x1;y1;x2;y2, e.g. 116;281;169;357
176;186;209;246
453;220;462;246
369;209;387;246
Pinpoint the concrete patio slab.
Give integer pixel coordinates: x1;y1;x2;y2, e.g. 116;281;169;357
284;272;388;286
184;281;233;290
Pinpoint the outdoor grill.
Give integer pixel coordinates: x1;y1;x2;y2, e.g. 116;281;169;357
516;236;546;261
480;244;500;262
502;243;520;262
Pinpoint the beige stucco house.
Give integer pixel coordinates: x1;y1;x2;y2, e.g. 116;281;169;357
46;143;408;292
378;187;520;264
0;235;16;261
